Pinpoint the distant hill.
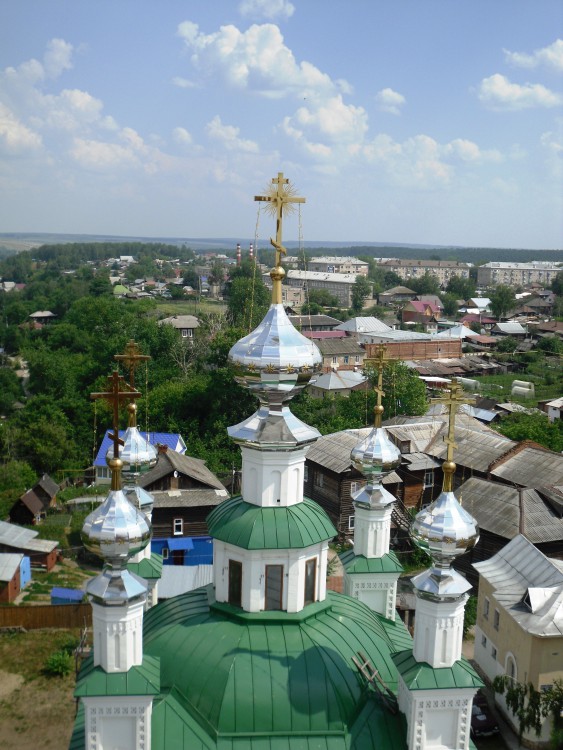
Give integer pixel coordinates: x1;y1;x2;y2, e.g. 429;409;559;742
0;232;561;265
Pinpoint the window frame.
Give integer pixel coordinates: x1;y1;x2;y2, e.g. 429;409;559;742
173;518;183;536
493;609;500;630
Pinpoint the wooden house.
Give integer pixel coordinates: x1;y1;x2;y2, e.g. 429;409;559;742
140;447;229;539
0;520;59;571
304;429;402;539
10;473;59;525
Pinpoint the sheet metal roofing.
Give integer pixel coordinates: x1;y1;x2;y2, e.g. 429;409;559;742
334;317;391;333
473;534;563;637
150;488;228;509
94;430;186;467
305;428;402;483
491;446;563;488
0;519;56;552
311;370;367;391
207;496;337;550
315;338;366;356
455;477;563;543
137;587;412;748
0;552;23;582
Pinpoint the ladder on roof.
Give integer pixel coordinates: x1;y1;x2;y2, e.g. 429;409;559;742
352;651;399;714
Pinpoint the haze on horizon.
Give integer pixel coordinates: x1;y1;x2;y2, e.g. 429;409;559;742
0;1;561;250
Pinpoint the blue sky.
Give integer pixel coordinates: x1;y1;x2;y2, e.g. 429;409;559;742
0;0;561;249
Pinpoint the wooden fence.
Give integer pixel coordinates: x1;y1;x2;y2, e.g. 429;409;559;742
0;603;92;630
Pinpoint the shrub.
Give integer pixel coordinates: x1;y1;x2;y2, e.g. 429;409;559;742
43;650;73;677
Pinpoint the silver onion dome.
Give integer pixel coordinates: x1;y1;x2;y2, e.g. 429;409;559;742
106;424;157;483
124;485;154;518
228;304;323;447
350;426;401;508
351;426;401;479
229;304;322;399
410;488;479;599
82;485;151;567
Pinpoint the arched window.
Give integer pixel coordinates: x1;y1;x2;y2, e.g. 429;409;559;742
506;653;517;682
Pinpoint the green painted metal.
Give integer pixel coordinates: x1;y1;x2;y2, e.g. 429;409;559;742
207;496;337;550
392;650;483;691
339;550;403;575
138;588;412;748
127;551;163;580
75;654;161;697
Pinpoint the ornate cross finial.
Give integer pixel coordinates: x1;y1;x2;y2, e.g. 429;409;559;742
91;371;140;489
431;379;475;491
255;172;305;304
114;339;150;390
363;344;391;428
114;340;150;427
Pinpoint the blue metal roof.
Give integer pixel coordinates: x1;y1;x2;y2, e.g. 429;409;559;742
168;538;195;552
51;587;85;601
94;430;186;466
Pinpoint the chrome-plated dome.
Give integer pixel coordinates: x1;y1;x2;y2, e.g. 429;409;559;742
82;488;151;566
229;304;322;400
106;425;157;482
411;489;479;570
351;426;401;479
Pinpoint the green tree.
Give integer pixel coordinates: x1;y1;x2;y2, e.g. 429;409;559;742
537;336;563;354
351;275;373;313
445;275;476;300
494;412;563;452
408;272;441;296
307;288;340;307
227;277;270;329
496;336;518;353
490;284;515;318
441;292;459;317
551;271;563;297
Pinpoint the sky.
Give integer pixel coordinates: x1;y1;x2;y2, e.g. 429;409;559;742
0;1;562;250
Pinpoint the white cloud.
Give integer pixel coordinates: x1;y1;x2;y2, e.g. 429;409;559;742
0;103;42;153
478;74;562;110
43;38;74;79
206;115;259;152
445;138;502;163
177;21;338;98
504;39;563;72
376;88;405;115
173;126;193;146
172;76;197;89
239;0;295;21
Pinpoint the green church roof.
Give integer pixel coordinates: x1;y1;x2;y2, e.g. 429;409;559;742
339;549;403;575
75;654;161;697
207;495;337;550
137;586;412;748
392;650;483;691
127;551;163;580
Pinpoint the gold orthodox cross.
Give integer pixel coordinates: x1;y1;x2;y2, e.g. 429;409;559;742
431;378;475;491
363;344;390;428
114;339;150;390
91;371;140;460
255;172;305;269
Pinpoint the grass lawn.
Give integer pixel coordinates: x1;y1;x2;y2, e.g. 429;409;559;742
19;558;99;603
154;297;227;317
474;356;562;406
0;629;80;749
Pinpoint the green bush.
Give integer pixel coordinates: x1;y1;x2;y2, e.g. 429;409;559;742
43;650;73;677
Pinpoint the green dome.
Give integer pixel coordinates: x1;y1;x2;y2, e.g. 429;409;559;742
208;495;337;550
142;587;412;749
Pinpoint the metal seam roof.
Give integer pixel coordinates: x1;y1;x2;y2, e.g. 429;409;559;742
207;496;337;550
